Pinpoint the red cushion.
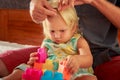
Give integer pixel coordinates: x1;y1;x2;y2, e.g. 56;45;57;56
0;46;39;73
94;56;120;80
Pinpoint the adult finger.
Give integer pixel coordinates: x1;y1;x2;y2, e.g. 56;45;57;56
43;0;57;16
31;10;47;23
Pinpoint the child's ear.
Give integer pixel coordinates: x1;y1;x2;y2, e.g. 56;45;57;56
71;24;77;33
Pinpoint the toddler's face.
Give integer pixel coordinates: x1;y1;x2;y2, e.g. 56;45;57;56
45;14;75;44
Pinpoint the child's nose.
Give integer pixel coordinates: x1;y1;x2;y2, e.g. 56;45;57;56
54;32;61;38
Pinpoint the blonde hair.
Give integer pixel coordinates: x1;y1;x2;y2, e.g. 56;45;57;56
59;7;79;29
42;1;79;38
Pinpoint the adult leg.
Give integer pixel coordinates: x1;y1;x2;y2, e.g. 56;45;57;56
75;75;97;80
0;59;9;77
2;69;23;80
94;56;120;80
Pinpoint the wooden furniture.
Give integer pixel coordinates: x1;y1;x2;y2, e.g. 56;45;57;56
0;9;44;46
0;9;120;46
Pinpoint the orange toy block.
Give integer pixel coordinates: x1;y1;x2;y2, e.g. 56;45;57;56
58;62;71;80
63;68;71;80
34;62;43;70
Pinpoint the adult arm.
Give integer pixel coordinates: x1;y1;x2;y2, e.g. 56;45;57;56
59;0;120;28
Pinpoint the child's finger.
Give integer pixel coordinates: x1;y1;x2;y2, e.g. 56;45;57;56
27;57;38;66
30;52;37;57
65;55;72;67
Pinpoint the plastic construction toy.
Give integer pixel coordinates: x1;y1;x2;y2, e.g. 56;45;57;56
58;60;71;80
22;48;71;80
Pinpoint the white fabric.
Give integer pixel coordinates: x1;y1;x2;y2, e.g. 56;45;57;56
0;41;32;53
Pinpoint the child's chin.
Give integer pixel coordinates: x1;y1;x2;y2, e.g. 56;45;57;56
54;41;62;44
54;42;60;44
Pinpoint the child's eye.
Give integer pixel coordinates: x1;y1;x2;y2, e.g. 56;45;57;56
50;30;55;33
60;30;65;32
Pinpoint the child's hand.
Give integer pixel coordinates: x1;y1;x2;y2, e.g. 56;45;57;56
27;52;38;66
65;55;80;74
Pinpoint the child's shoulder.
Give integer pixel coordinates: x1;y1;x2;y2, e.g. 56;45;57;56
72;33;82;41
74;33;82;38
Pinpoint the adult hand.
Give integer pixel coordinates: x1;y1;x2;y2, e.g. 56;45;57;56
58;0;95;10
74;0;95;5
30;0;57;24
